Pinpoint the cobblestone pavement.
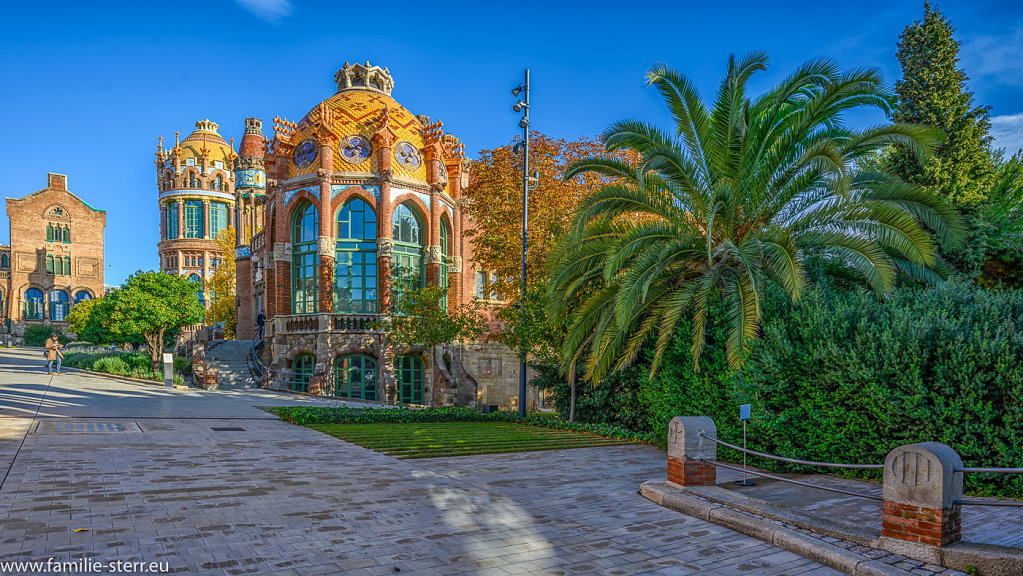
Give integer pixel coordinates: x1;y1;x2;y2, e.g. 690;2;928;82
0;348;842;575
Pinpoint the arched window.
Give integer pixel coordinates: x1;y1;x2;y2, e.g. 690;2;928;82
46;224;54;242
166;202;179;239
394;355;424;404
46;254;54;274
184;201;203;238
214;175;224;191
49;290;69;322
290;353;315;393
439;218;450;310
63;256;71;275
210;202;228;237
189;172;197;188
335;199;378;314
334;354;377;400
291;201;318;314
189;273;204;307
24;288;44;320
391;203;424;309
0;253;8;269
64;226;71;244
53;225;63;242
73;290;92;306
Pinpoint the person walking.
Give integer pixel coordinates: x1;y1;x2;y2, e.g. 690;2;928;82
45;333;64;375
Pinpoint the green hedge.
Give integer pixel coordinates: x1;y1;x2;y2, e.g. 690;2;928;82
24;324;69;347
537;280;1023;497
269;405;657;445
62;351;185;386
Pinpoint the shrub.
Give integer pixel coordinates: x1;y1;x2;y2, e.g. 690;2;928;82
24;324;68;347
92;356;129;375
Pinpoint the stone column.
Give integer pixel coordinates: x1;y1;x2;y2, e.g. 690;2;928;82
176;250;183;275
882;443;963;548
178;200;185;240
374;153;394;314
160;204;167;240
317;140;335;314
666;417;718;487
228;201;235;232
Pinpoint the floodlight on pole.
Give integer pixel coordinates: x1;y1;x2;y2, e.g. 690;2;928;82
512;68;535;418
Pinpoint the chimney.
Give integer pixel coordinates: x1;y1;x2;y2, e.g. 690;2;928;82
48;173;68;191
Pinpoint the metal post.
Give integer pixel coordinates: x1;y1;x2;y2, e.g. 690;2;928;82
736;403;755;486
518;69;530;418
163;352;174;388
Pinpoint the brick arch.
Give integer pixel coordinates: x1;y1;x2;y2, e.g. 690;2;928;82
208;169;232;190
285;190;319;227
285;347;316;363
330;186;377;215
331;347;379;364
390;194;432;247
182;168;201;188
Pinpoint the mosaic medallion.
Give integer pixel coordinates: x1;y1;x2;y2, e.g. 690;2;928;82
339;134;373;164
394;141;422;169
293;138;318;169
438;162;448;185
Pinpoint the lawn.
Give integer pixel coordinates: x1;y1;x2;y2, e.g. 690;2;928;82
310;421;634;459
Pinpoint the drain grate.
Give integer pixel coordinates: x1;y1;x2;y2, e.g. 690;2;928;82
53;422;126;432
211;427;246;432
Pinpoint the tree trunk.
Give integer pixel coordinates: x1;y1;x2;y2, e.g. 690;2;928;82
568;361;576;423
429;345;438;408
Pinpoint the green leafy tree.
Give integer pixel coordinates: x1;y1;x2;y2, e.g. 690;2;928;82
380;278;484;407
65;298;115;344
205;227;237;338
105;271;205;370
549;53;964;383
886;3;994;208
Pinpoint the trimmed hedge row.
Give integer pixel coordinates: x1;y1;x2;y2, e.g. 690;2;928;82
62;351;185;386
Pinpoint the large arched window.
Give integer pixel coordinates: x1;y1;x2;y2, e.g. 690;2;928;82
335;199;378;314
188;172;197;188
214;175;224;191
291;201;318;314
184;201;204;238
210;202;228;237
24;288;44;320
188;273;204;307
394;355;424;405
73;290;92;306
290;353;315;392
49;290;69;322
334;354;377;400
166;202;179;239
439;218;450;310
391;203;424;309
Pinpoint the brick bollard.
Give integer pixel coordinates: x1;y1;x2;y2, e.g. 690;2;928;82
882;442;963;547
666;417;718;487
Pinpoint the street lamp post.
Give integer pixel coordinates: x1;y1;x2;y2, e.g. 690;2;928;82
511;70;535;418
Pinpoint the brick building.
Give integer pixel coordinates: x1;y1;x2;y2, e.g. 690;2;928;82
156;62;533;410
3;173;106;340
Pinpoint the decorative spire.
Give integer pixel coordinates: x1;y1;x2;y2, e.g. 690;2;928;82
334;61;395;95
371;105;398;148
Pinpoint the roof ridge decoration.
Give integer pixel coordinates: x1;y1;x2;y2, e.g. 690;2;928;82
371;105;399;148
195;119;220;133
313;101;341;145
334;61;394;96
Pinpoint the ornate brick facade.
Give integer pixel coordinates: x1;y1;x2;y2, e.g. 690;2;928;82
3;173;106;340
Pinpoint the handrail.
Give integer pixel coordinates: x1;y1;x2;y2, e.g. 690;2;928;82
698;459;884;501
698;432;883;470
956;467;1023;473
953;499;1023;507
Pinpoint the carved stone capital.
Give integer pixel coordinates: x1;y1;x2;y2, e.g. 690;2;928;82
425;245;444;265
317;168;332;180
378;169;394;184
273;242;292;263
430;182;445;193
317;236;334;256
450;256;463;273
376;237;393;260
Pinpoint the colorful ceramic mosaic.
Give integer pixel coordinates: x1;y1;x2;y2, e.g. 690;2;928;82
293;139;318;169
339;134;373;164
395;141;422;169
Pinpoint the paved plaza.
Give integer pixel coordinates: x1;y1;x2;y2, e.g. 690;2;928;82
0;348;843;576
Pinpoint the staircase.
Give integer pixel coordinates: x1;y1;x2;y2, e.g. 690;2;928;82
204;340;257;389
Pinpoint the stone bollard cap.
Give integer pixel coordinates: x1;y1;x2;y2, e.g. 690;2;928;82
883;442;963;510
667;417;717;462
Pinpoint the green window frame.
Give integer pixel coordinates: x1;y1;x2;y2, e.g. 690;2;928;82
63;226;70;244
46;254;54;274
49;290;68;322
210;202;228;237
334;354;377;400
391;203;424;310
335;199;378;314
73;290;92;306
394;355;424;405
0;253;8;269
439;219;449;310
292;201;318;314
188;273;204;308
167;202;179;239
184;201;204;239
24;288;44;320
290;354;315;393
46;224;54;242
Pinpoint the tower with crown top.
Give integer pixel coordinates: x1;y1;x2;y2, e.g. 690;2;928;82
233;117;267;339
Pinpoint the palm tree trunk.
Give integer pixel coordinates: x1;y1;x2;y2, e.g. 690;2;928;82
568;361;576;423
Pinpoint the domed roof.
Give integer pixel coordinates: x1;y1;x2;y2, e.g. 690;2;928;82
286;63;427;182
179;119;234;165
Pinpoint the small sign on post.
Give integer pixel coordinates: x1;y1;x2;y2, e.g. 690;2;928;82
162;353;174;389
736;403;756;486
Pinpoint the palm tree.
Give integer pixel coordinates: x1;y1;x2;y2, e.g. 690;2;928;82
548;53;963;384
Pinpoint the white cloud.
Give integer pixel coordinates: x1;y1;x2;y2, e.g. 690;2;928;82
962;26;1023;87
991;113;1023;155
235;0;292;23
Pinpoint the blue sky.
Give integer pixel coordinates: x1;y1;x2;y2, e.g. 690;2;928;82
1;0;1021;286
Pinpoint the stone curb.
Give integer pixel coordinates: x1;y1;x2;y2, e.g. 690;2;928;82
641;481;916;576
642;480;1023;576
60;367;190;389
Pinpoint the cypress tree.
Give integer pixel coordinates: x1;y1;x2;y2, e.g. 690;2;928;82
888;3;994;207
